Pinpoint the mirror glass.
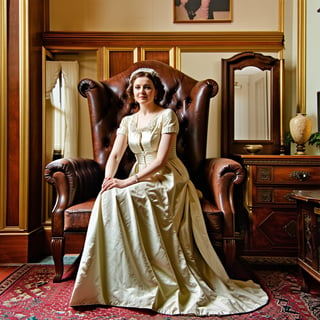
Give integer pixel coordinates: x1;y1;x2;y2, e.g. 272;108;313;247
221;52;281;156
234;67;271;140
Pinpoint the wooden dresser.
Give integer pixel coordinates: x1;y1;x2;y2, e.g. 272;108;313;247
236;155;320;258
291;190;320;291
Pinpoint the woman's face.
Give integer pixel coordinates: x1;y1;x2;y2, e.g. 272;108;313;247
133;76;157;105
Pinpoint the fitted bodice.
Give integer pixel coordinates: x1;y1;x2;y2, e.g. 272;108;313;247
118;109;179;170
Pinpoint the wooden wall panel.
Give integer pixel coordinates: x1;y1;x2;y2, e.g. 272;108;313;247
107;49;137;78
141;48;175;67
28;0;47;231
0;234;28;262
1;0;48;264
143;51;168;63
7;0;20;227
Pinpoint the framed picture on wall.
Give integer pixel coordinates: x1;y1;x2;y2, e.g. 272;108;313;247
174;0;232;23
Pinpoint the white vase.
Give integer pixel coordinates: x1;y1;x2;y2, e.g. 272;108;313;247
289;113;312;155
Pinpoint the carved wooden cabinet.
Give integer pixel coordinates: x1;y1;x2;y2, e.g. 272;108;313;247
237;155;320;257
291;190;320;291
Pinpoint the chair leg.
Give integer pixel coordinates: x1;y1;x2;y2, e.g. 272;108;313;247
223;238;236;272
51;237;65;282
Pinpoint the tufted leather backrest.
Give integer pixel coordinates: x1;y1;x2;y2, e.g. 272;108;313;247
78;60;218;188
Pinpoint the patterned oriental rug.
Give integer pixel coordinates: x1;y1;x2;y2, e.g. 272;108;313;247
0;264;319;320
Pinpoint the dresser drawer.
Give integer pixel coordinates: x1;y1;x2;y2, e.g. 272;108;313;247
255;166;320;185
255;187;298;205
247;207;297;253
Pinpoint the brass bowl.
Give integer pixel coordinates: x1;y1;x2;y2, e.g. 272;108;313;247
243;144;263;155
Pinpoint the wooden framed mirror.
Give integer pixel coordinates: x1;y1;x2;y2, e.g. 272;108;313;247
221;52;281;157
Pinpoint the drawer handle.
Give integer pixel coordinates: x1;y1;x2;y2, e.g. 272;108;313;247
290;170;311;181
285;193;296;201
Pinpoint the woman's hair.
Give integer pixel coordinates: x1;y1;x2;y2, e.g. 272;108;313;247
126;68;165;105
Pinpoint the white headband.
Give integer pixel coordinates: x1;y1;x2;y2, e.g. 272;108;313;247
129;68;159;82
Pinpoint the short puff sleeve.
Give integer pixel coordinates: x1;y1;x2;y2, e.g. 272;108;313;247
116;116;129;135
161;109;179;134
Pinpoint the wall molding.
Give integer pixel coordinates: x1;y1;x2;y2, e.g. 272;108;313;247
19;0;30;230
297;0;306;113
0;0;7;230
42;31;284;52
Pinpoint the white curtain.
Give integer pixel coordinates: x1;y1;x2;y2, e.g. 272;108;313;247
46;61;79;158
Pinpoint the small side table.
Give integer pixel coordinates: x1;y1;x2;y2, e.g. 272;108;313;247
291;190;320;292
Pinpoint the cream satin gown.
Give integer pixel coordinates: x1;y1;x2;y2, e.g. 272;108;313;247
69;108;268;316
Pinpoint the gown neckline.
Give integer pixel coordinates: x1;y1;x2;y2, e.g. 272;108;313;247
134;108;166;131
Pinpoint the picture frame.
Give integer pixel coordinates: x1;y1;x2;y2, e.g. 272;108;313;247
174;0;232;23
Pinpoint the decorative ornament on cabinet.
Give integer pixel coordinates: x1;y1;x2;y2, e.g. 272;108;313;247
289;113;312;155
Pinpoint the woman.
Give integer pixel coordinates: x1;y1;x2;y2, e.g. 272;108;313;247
70;68;268;316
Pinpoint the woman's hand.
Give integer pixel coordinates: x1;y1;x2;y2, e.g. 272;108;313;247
101;177;134;192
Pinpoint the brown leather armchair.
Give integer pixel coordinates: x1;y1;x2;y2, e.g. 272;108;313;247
44;60;245;282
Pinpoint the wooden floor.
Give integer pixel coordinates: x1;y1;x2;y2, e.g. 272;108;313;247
0;266;21;281
0;255;77;282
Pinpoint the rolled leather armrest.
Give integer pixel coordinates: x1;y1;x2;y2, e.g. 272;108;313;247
203;158;246;237
44;158;104;235
78;78;104;98
78;78;112;120
190;79;218;107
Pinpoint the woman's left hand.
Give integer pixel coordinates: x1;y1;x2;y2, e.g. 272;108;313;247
101;177;132;192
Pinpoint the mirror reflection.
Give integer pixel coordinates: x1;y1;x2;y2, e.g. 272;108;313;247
234;67;271;140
